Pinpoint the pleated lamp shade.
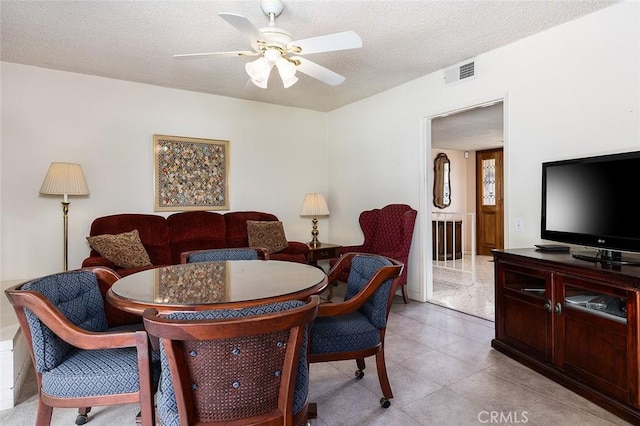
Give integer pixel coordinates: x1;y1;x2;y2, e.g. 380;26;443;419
40;162;90;201
300;193;330;217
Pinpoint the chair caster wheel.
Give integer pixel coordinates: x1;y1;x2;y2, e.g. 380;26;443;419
75;414;88;425
380;397;391;408
355;369;364;379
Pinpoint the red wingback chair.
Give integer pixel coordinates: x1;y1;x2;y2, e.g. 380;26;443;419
333;204;417;303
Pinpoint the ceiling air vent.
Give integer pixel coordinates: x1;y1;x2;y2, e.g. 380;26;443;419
444;60;475;84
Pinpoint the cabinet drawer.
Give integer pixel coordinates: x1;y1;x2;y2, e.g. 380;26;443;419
307;245;342;264
316;249;338;259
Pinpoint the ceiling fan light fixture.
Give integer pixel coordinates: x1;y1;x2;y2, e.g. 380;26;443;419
245;57;272;88
178;2;362;89
276;57;298;88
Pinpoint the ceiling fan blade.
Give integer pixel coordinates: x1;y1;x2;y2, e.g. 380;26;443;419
291;57;346;86
218;12;265;52
173;51;258;59
289;31;362;55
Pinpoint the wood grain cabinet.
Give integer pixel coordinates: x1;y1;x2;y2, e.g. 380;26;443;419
492;249;640;423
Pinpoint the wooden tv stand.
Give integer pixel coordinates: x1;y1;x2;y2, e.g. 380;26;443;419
492;248;640;424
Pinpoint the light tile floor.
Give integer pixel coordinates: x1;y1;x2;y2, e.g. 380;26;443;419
0;292;632;425
431;254;495;321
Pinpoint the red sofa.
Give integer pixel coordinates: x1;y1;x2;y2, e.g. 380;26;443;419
81;211;310;276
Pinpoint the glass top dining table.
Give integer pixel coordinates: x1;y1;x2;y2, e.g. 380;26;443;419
107;260;328;315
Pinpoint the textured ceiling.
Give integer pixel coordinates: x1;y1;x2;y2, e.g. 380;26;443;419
0;0;620;112
432;102;504;151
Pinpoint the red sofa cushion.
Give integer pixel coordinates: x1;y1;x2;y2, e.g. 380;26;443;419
167;211;227;264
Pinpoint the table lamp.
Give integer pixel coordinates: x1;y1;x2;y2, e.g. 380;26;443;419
39;162;90;271
300;193;330;248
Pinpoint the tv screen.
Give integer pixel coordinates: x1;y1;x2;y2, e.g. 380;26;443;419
541;150;640;263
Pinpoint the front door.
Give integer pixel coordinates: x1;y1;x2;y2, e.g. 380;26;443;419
476;148;504;255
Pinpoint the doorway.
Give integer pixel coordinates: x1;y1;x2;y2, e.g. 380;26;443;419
427;100;505;320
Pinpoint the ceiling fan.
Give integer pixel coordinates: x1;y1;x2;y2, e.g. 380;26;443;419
173;0;362;89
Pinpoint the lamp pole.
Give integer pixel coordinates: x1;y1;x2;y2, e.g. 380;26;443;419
62;201;70;271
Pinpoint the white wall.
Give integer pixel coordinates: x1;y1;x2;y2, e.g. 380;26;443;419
327;1;639;302
0;64;327;279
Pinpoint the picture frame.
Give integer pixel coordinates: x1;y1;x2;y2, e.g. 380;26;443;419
153;134;230;211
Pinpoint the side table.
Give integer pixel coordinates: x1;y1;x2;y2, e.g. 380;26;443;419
307;243;342;302
306;243;342;266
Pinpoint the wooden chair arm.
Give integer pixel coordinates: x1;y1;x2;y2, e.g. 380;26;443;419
326;252;358;283
6;289;146;351
318;260;403;317
252;247;270;260
77;266;121;284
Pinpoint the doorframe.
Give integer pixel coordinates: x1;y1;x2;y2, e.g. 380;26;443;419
417;93;510;302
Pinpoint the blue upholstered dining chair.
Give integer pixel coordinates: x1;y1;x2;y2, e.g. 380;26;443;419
142;296;319;426
180;247;269;263
309;253;403;408
4;270;160;426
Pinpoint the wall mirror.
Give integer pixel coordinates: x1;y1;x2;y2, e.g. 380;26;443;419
433;153;451;208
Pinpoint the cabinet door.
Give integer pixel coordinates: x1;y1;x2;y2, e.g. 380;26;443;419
495;261;554;363
556;274;637;404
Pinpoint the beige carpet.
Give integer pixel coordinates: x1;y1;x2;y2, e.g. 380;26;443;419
431;254;495;321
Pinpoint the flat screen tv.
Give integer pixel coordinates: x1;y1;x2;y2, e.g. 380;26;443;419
541;150;640;265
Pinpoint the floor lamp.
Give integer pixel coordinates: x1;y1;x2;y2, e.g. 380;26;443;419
300;193;330;248
40;162;90;271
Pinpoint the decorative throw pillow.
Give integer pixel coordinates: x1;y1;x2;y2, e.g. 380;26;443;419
246;220;289;254
86;229;152;268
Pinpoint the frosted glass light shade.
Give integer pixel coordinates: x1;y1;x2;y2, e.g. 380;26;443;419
246;51;299;89
276;57;298;88
246;57;272;88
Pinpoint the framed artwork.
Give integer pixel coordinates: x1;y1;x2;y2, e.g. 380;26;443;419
153;134;230;211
